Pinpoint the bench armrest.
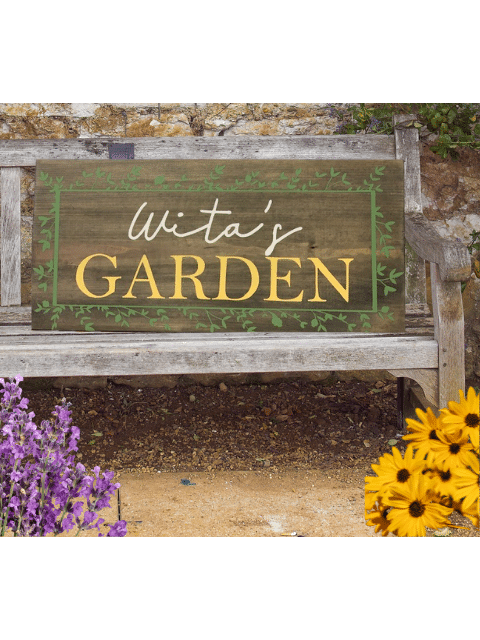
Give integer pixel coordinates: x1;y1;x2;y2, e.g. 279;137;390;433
405;211;471;282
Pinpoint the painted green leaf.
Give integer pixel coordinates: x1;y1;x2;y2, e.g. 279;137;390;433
270;314;283;328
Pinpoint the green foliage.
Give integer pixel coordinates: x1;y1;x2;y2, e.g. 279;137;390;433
467;229;480;255
331;103;480;160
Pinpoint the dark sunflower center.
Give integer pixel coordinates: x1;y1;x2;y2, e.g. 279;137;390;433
397;468;410;482
381;508;389;519
449;443;461;454
465;413;480;428
440;469;451;481
409;500;426;518
429;429;440;441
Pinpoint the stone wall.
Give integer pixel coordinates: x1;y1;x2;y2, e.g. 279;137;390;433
419;142;480;384
0;103;341;139
1;103;479;385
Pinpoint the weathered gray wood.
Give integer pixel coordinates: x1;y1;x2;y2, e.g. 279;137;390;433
0;328;436;343
393;115;423;215
0;333;438;378
388;368;439;407
0;305;31;323
0;135;396;167
405;211;471;282
394;115;470;283
394;114;427;306
404;242;427;306
430;261;465;406
1;167;21;306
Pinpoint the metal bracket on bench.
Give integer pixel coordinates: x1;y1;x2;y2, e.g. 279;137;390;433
108;143;134;160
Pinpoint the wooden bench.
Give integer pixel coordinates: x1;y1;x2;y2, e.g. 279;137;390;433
0;116;471;424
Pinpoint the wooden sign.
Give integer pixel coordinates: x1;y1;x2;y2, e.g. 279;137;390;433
32;159;405;333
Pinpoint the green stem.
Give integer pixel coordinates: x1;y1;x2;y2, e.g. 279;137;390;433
54;476;81;536
14;502;26;537
0;458;19;536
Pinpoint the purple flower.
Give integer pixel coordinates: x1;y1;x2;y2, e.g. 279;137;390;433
0;376;127;538
60;513;75;532
100;520;127;537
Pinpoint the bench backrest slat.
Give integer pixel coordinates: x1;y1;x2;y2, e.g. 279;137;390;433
1;167;21;306
393;118;427;306
0;135;396;165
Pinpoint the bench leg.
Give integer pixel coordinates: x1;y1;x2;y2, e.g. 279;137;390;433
430;262;466;408
396;377;405;432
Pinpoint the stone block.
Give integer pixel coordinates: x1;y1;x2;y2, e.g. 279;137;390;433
0;103;42;116
462;276;480;321
126;113;193;137
335;370;396;383
222;119;283;136
110;375;179;389
76;104;126;137
0;116;78;139
255;372;300;384
178;373;249;387
70;104;102;118
53;376;108;390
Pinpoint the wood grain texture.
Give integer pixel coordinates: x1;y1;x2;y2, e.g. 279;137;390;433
388;368;439;407
393;115;470;282
1;167;21;306
405;211;471;281
430;261;465;405
0;135;396;167
0;333;437;378
394;115;427;306
31;158;405;333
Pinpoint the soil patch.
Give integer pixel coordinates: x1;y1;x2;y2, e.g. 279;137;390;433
21;378;479;537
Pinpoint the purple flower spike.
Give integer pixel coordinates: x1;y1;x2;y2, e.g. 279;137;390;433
0;376;127;538
101;520;128;537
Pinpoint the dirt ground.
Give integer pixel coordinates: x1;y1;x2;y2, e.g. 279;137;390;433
21;377;479;537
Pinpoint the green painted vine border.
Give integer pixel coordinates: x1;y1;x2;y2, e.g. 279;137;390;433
33;164;404;332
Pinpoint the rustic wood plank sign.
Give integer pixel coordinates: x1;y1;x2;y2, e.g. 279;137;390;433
32;159;405;333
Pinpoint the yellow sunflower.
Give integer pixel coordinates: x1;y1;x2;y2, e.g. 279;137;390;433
365;488;379;513
428;428;477;471
445;496;479;528
386;473;453;536
365;503;394;536
403;406;450;457
463;500;479;528
441;387;480;450
365;445;432;497
451;455;479;511
425;460;462;500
